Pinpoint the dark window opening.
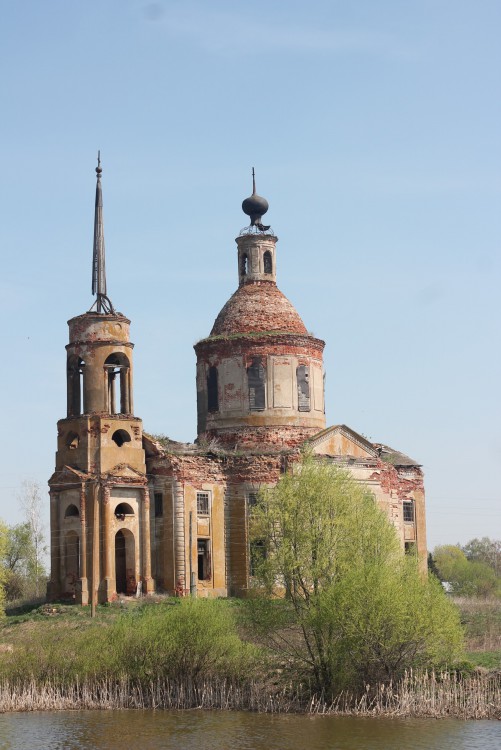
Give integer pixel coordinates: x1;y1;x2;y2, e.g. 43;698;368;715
67;357;85;417
250;540;266;576
115;502;134;520
112;429;131;447
115;529;136;595
247;493;258;508
296;365;310;412
247;357;266;411
197;492;209;516
197;539;211;580
405;541;417;555
64;504;79;518
241;253;248;276
154;492;163;518
66;432;79;450
207;366;219;412
104;353;131;415
263;250;272;274
403;500;415;523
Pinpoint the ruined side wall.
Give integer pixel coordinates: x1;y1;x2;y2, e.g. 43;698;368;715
147;444;427;598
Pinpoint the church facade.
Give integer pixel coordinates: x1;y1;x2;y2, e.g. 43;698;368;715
47;162;427;604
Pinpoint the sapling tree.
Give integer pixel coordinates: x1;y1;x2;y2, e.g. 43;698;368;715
18;480;47;597
248;453;464;694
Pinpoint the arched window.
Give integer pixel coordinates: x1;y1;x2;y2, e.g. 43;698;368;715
104;353;131;415
207;366;219;412
241;253;248;276
115;502;134;519
67;357;85;416
64;504;80;518
247;356;266;411
112;429;131;447
263;250;272;274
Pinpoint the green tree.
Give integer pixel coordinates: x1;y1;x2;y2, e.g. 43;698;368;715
433;545;469;583
2;523;34;600
249;454;464;694
433;544;500;598
462;537;501;576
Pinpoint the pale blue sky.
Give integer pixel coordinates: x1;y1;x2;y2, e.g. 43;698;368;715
1;0;500;549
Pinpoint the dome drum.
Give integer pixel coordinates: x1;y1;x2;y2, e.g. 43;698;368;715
195;344;326;440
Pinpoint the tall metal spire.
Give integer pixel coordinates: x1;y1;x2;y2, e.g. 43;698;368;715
90;152;115;314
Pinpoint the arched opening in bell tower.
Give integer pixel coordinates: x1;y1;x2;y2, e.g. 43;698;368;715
104;353;131;415
67;357;86;416
263;250;272;274
240;253;248;276
115;529;136;595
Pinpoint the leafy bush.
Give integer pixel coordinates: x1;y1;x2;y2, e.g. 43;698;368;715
0;599;260;686
108;599;259;682
248;453;465;694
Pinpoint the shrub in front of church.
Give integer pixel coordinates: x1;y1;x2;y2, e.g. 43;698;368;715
0;599;260;688
106;598;260;683
247;453;465;695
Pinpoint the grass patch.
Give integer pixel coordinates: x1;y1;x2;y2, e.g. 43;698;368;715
453;597;501;651
466;651;501;669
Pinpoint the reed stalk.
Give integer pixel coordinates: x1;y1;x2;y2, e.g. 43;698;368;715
0;671;499;719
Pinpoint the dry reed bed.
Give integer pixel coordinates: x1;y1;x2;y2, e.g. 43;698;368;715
0;671;499;719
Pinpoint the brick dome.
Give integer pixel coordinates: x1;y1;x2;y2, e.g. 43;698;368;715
210;282;308;336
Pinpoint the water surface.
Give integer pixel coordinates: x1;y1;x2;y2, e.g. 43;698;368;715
0;710;500;750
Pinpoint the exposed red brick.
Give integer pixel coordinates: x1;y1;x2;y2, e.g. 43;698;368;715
210;282;308;336
369;461;424;499
204;425;320;449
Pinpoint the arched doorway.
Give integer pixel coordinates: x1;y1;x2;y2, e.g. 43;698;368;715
115;529;135;595
64;531;80;594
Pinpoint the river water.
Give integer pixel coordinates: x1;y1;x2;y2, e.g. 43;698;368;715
0;710;500;750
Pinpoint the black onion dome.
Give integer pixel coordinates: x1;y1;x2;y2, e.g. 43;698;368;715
242;169;269;226
242;193;269;224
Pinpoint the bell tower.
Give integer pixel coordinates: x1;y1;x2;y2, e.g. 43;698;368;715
48;155;154;605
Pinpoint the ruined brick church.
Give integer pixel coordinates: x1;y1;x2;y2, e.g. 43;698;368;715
47;160;427;604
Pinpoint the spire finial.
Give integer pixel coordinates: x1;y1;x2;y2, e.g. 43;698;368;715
252;167;256;195
90;152;115;314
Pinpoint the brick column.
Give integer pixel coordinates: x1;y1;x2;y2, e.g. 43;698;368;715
76;483;89;605
101;484;115;601
141;487;154;593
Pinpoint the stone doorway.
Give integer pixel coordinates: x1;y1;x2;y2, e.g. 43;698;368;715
115;529;135;594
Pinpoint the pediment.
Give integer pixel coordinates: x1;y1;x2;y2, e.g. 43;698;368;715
49;465;92;486
107;463;146;480
307;424;378;459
